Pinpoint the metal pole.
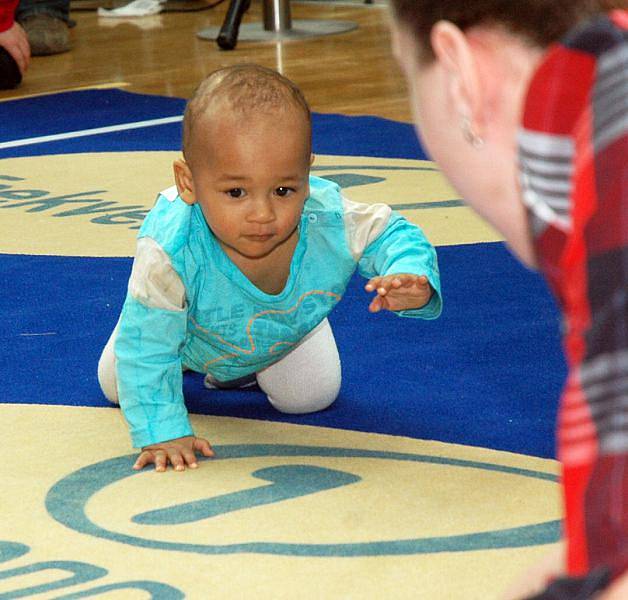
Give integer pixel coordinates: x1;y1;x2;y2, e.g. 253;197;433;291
198;0;357;44
263;0;292;32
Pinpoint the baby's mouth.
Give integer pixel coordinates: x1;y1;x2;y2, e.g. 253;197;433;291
243;233;274;241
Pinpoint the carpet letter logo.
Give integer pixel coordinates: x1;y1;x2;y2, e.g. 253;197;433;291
0;153;498;257
0;540;184;597
46;444;560;557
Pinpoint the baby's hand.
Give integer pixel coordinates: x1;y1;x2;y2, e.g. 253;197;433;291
133;435;214;472
365;274;433;313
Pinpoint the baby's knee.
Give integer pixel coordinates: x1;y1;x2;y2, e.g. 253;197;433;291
266;374;340;414
97;346;119;405
257;317;341;414
267;391;337;414
98;322;121;404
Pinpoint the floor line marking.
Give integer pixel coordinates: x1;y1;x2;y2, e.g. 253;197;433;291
0;115;183;150
0;82;131;103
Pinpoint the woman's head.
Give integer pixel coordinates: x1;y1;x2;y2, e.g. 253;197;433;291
388;0;622;266
390;1;624;63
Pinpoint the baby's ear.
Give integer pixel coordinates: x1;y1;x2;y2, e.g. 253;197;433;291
173;158;197;205
310;153;316;166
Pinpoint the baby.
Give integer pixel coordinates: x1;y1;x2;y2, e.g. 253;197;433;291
98;64;442;472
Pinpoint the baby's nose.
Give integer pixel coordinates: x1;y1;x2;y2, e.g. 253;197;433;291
248;197;275;222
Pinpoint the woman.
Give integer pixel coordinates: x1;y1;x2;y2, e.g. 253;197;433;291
387;1;627;598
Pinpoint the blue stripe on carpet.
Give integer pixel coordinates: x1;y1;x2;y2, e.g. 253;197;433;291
0;89;566;458
0;243;565;458
0;89;426;160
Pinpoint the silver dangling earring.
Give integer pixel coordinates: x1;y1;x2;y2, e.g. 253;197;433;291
461;116;484;149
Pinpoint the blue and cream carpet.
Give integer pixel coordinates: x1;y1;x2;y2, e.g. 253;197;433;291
0;89;566;599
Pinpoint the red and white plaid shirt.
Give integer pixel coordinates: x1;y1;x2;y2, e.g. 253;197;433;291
519;9;627;582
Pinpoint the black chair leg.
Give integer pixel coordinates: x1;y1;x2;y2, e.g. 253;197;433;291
216;0;252;50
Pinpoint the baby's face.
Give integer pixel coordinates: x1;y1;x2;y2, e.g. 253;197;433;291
188;107;311;262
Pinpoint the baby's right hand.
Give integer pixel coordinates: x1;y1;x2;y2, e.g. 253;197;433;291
134;435;214;472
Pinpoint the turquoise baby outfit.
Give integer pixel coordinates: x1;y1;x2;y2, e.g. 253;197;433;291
115;176;442;447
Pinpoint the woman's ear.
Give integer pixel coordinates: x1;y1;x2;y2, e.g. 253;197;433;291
173;158;196;205
310;153;316;166
430;20;483;135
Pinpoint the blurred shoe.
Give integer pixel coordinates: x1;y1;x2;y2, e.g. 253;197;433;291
20;14;70;56
0;47;22;89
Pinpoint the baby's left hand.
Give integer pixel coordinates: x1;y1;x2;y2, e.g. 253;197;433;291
365;274;432;313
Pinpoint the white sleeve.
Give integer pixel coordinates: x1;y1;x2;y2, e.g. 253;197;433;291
128;237;186;311
342;196;392;261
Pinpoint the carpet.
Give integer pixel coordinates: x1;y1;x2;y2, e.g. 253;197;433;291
0;89;566;599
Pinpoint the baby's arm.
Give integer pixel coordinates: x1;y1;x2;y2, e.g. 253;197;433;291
343;197;442;318
115;237;212;471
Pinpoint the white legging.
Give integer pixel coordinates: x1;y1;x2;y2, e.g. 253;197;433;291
97;318;341;414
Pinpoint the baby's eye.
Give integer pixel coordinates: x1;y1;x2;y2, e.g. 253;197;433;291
226;188;245;198
275;187;294;197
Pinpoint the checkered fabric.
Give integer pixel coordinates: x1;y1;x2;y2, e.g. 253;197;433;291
519;9;627;585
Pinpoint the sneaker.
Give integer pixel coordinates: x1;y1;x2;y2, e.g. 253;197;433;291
204;373;257;390
20;14;70;56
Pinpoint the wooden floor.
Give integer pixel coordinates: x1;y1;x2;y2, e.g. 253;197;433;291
1;1;413;122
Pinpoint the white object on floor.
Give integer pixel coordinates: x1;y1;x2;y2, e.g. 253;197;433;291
98;14;164;29
98;0;165;18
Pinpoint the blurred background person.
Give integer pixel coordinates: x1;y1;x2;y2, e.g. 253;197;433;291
0;0;30;88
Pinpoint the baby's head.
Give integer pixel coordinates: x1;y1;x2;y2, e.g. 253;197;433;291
174;65;313;262
181;64;311;167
